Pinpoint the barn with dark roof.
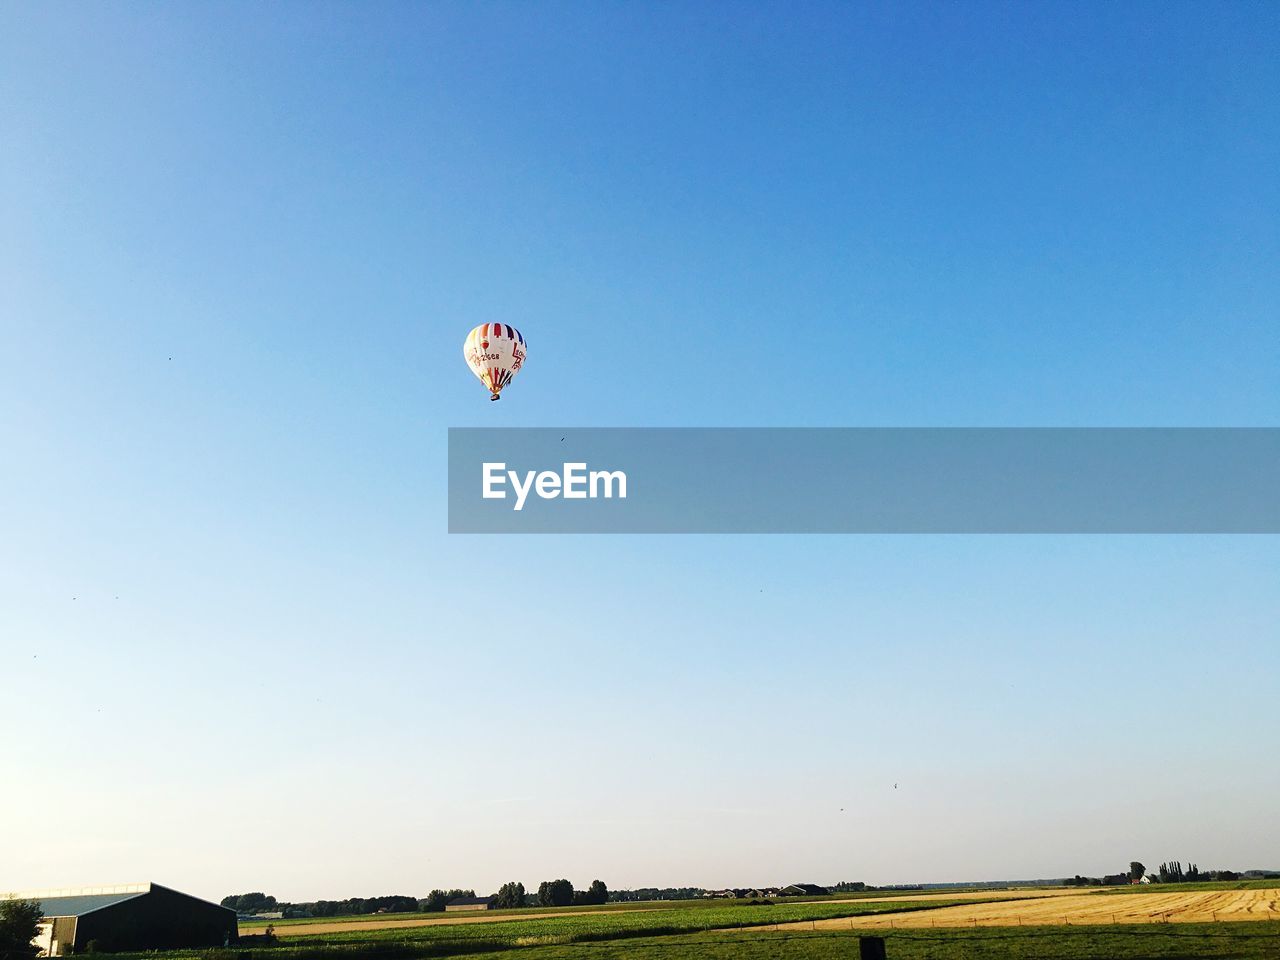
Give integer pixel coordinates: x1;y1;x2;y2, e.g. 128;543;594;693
9;883;237;955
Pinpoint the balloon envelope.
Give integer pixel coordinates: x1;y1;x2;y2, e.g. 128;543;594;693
463;323;527;400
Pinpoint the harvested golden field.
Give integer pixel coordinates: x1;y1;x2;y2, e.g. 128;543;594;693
250;909;658;937
767;888;1280;929
821;888;1096;906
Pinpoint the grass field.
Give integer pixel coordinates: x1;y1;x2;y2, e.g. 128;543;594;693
118;922;1280;960
218;884;1280;957
237;881;1279;931
283;897;1001;946
455;924;1280;960
242;900;676;930
245;889;1089;938
244;910;661;937
235;889;1000;931
127;898;1007;960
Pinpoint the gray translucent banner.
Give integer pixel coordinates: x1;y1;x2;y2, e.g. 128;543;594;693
447;428;1280;534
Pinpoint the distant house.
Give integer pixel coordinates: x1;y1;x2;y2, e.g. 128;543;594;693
781;883;829;897
707;886;800;900
445;896;494;912
7;883;236;956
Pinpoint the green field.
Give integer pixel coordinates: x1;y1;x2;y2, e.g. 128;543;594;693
284;898;997;948
238;901;664;930
113;921;1280;960
236;887;1055;931
459;924;1280;960
124;898;1008;960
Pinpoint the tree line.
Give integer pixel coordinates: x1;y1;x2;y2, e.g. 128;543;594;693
220;892;424;917
1155;861;1241;883
535;880;608;907
224;880;899;915
220;880;609;918
608;888;704;902
1062;861;1243;886
1;898;44;960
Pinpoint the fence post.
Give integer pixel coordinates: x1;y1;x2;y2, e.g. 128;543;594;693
858;935;887;960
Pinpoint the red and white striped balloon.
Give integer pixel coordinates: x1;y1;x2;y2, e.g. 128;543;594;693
462;323;527;400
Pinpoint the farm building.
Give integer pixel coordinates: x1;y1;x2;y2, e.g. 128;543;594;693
8;883;237;955
781;883;829;896
444;896;493;912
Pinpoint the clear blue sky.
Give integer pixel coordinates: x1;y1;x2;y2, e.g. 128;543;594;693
1;1;1277;901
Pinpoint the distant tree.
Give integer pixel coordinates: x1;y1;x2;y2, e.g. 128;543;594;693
419;890;476;913
370;896;418;914
1129;862;1145;881
571;882;608;907
0;898;44;960
537;880;574;907
220;893;278;915
608;888;704;902
491;883;525;910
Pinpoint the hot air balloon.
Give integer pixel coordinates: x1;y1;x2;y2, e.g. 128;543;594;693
462;323;527;400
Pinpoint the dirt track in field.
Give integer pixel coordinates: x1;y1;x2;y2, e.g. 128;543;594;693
243;908;658;937
818;888;1096;906
761;888;1280;929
